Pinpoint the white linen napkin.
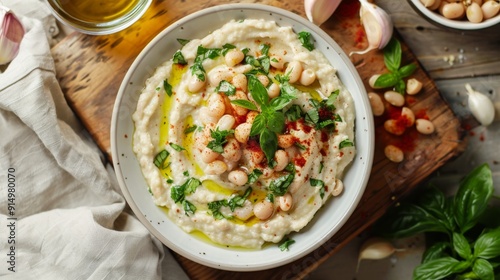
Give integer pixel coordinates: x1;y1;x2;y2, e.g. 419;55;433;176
0;1;188;279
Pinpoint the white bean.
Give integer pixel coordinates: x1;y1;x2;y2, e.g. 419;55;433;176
368;92;385;116
267;83;280;99
208;68;233;87
420;0;435;8
233;200;254;220
270;55;285;69
257;74;270;87
228;170;248;186
279;193;293;211
427;0;442;10
232;73;247;92
273;150;289;172
285;61;303;84
242;149;265;166
216;114;236;131
368;74;382;89
415;119;435;134
440;2;465;19
205;160;228;175
482;1;500;19
246;111;259;124
253;200;274;220
384;91;405;107
332;179;344;196
406;78;423;95
466;2;484;23
188;73;206;93
199;107;219;125
225;49;245;67
222;138;242;162
207;94;226;119
277;134;295;149
401;107;415;127
299;69;316;86
201;147;219;163
234;122;251;144
384;119;405;135
384;145;404;163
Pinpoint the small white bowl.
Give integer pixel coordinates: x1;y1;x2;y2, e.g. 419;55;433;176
408;0;500;31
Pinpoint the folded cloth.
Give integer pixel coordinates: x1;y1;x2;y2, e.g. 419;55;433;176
0;2;185;279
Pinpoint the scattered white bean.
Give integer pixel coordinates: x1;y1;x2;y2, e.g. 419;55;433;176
279;193;293;211
246;111;259;124
273;150;289;172
384;119;405;135
332;179;344;196
406;78;423;95
257;74;270;87
384;91;405;107
228;170;249;186
199;107;218;125
205;160;228;175
267;83;281;99
216;114;236;131
233;200;254;220
232;73;247;92
242;149;265;166
222;138;242;162
188;73;206;93
415;119;435;134
401;107;415;127
277;134;295;149
286;61;303;84
368;74;382;89
234;122;252;144
207;94;226;119
253;200;274;220
368;92;385;116
201;147;219;163
208;68;233;87
384;145;404;163
270;55;285;69
225;49;245;67
299;69;316;86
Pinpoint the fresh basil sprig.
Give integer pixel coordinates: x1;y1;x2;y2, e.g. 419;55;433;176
374;38;417;94
373;163;499;280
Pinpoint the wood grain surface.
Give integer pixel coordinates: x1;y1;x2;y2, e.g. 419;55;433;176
50;0;466;279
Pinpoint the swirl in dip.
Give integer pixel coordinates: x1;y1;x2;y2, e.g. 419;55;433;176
132;19;355;249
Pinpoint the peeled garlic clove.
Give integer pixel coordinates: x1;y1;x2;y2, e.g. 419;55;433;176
357;237;397;272
304;0;343;26
350;0;394;56
465;83;495;127
0;5;25;65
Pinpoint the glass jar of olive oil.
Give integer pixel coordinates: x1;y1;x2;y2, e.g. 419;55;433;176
46;0;152;35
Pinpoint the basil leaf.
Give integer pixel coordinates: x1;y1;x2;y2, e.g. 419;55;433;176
454;163;493;233
417;186;455;232
207;128;234;153
374;73;399;88
305;108;319;125
259;56;270;73
259;128;278;164
260;43;270;56
177;38;190;46
153;150;169;169
422;242;450;264
452;232;472;260
383;37;401;72
171;185;185;203
247;169;263;184
228;187;252;211
317;119;335;130
195;45;221;62
413;257;463;280
208;200;227;220
222;43;236;56
295;142;306;150
173;50;187;65
184;125;199;134
230;99;258;111
473;259;495;280
182;200;196;216
190;63;206;82
248;75;269;107
163;80;173;96
184;177;201;194
269;173;294;196
310;178;325;199
298;31;314;51
216;80;236;96
169;142;185;152
279;238;295;251
285;104;303;121
267;111;285;133
474;227;500;259
250;114;266;136
395;79;406;94
269;86;297;111
399;63;417;78
339;139;354;149
326;90;340;106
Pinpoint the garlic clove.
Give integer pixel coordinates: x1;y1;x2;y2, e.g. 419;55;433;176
304;0;343;26
0;5;25;65
349;0;394;56
465;83;495;127
357;237;399;272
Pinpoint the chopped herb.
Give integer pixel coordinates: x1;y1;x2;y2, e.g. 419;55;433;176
172;50;187;65
166;179;174;184
208;187;252;219
228;187;252;211
171;177;201;205
269;171;294;196
207;128;234;153
156;86;160;91
189;63;206;82
267;193;275;203
195;45;222;62
339;139;354;149
148;187;153;195
260;43;270;56
183;170;189;177
279;238;295;251
208;200;227;220
326;90;340;106
230;99;258;111
298;31;314;51
319;162;324;174
247;169;263;185
222;43;236;56
184;125;199;134
216;80;236;96
176;38;190;46
295;142;306;150
285;104;303;122
271;57;279;63
153;150;170;169
310;178;325;199
163;80;173;96
182;200;196;216
170;142;185;152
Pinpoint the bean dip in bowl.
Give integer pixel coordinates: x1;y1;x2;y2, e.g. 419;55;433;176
111;3;374;271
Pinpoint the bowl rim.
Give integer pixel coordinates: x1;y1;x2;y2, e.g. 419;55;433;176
408;0;500;31
111;3;374;271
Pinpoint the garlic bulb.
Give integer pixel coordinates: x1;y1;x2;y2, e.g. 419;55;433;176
304;0;343;26
350;0;393;56
465;83;495;127
0;5;25;65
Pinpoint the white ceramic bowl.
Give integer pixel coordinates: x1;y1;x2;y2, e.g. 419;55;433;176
408;0;500;31
111;3;374;271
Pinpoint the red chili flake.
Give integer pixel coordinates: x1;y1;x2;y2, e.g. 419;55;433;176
246;139;262;152
463;123;472;131
318;107;333;120
354;25;365;46
386;105;413;133
320;148;327;156
294;156;306;167
336;0;361;18
235;114;246;125
479;133;485;142
339;151;344;157
393;129;418;152
299;119;313;133
406;96;417;105
469;131;476;136
285;121;298;133
414;109;429;120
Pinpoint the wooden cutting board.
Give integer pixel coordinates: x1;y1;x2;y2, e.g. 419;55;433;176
51;0;466;278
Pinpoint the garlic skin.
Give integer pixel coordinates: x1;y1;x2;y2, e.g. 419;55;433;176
0;5;25;65
304;0;343;26
465;83;495;127
350;0;394;56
